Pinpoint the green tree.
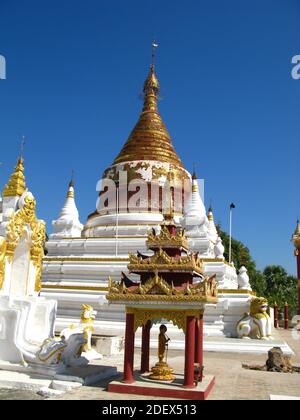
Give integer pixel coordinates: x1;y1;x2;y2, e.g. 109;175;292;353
217;227;264;292
216;225;298;317
263;265;297;317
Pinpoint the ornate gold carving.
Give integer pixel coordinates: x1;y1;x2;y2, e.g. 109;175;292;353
5;194;46;292
293;221;300;250
0;237;7;290
3;157;26;197
149;362;175;381
218;289;256;296
128;247;203;275
146;225;189;250
107;272;218;304
126;307;203;332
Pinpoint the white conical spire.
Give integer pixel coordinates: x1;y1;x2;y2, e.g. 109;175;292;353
207;207;225;259
182;172;207;231
207;207;218;243
51;180;83;239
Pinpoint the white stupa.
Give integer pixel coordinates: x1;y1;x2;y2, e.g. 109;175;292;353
51;180;83;239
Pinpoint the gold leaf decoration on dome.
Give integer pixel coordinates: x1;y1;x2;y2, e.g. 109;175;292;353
3;157;26;197
146;225;189;250
112;65;185;169
5;194;46;292
106;272;218;304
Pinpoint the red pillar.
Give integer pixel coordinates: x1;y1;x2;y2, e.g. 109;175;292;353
194;315;204;382
184;316;196;388
140;320;151;373
284;303;289;330
123;312;135;383
274;303;278;328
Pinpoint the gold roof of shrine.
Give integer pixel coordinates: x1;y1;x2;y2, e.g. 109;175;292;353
112;63;185;168
146;225;189;250
106;272;218;304
128;248;204;276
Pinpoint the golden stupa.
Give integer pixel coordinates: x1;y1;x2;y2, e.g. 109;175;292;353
101;48;190;185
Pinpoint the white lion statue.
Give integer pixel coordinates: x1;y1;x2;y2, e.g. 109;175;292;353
33;333;88;368
60;304;101;360
237;297;273;340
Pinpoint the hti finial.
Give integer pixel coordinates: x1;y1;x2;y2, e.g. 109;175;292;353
20;135;26;159
192;163;197;179
152;41;158;69
69;169;75;188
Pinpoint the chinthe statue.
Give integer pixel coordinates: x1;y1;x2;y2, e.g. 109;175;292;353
237;297;274;340
149;324;175;381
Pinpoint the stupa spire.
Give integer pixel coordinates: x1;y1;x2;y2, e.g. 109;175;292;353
113;44;184;167
208;206;214;221
2;156;26;198
183;170;206;227
294;219;300;237
292;219;300;250
51;178;83;239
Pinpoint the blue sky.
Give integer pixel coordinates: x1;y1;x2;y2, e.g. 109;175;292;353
0;0;299;275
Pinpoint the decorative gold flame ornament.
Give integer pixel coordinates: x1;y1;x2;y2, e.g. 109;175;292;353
4;193;46;292
2;157;26;197
292;220;300;255
149;325;175;381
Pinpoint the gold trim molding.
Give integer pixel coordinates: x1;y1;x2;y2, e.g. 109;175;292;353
107;271;218;304
126;307;203;332
218;289;256;296
128;247;204;275
42;284;109;292
43;257;129;262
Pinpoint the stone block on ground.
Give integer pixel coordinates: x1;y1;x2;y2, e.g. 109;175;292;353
95;336;124;356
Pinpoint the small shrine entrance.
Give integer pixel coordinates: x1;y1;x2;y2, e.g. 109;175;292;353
107;210;217;399
123;307;204;388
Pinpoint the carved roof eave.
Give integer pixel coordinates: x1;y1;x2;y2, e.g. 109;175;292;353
106;273;218;305
128;264;203;276
106;294;218;305
128;249;204;276
146;241;189;250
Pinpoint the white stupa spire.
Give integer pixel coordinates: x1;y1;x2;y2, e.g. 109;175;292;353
207;206;218;242
51;179;83;239
207;207;225;259
182;172;207;232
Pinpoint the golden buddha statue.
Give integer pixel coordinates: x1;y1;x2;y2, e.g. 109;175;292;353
158;324;170;363
149;324;175;381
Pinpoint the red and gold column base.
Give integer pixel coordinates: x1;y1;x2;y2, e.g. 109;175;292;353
149;362;175;381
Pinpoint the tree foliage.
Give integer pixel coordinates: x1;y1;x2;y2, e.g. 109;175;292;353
217;225;297;317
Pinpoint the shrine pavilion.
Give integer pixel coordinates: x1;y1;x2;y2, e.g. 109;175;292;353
107;208;217;399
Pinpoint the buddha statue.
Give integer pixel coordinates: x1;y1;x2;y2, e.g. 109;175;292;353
149;324;175;381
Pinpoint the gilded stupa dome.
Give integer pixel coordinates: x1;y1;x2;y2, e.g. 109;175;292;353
102;60;190;186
